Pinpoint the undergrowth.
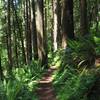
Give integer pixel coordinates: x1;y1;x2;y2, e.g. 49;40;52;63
0;60;45;100
53;67;99;100
51;37;100;100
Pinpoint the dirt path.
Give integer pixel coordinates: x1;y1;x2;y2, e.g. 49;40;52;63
95;57;100;67
36;66;57;100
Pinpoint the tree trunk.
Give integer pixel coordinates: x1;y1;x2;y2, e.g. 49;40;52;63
13;16;19;67
36;0;48;66
7;0;13;70
95;0;99;33
53;0;61;51
12;0;27;64
57;0;62;48
44;0;48;67
62;0;74;48
53;0;58;51
80;0;88;35
32;0;38;60
25;0;32;64
0;49;3;80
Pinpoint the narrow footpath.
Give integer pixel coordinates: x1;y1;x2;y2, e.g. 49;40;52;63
36;66;57;100
95;57;100;67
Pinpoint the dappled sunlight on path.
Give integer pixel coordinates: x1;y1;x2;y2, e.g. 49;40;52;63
36;66;57;100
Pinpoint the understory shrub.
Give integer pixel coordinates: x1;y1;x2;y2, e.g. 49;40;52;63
60;38;96;70
0;60;44;100
53;67;99;100
52;37;99;100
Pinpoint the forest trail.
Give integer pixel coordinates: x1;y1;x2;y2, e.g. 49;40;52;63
95;57;100;67
36;66;57;100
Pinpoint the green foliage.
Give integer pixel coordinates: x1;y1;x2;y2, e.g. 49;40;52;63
5;80;23;100
49;37;97;70
94;36;100;55
0;81;7;100
0;79;38;100
29;60;45;78
16;86;38;100
0;0;99;100
52;37;100;100
53;67;98;100
13;60;44;82
61;38;96;69
48;49;64;67
0;60;45;100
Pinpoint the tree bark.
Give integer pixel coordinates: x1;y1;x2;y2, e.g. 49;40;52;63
43;0;48;67
13;16;19;67
12;0;27;64
0;49;3;80
32;0;38;60
7;0;13;70
25;0;32;64
62;0;74;48
36;0;48;66
53;0;58;51
53;0;61;51
26;0;32;64
57;0;62;48
80;0;88;35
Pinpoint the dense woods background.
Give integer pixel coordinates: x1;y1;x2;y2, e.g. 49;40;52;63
0;0;100;100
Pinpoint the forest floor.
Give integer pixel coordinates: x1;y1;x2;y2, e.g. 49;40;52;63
36;57;100;100
36;66;57;100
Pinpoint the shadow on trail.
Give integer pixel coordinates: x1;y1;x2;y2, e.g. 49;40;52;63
36;67;57;100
